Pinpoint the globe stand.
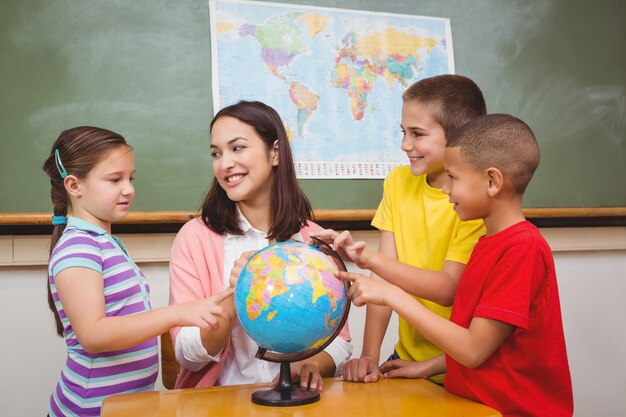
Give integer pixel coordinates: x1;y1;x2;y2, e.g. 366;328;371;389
251;359;320;406
242;237;350;407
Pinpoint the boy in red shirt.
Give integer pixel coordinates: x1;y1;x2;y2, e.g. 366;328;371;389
319;114;573;416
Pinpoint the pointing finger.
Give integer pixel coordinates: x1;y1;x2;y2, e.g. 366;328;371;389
212;287;234;304
337;271;360;282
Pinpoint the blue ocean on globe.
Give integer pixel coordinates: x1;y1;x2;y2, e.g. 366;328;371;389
234;241;347;354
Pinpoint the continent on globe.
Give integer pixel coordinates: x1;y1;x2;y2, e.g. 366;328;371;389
234;241;348;355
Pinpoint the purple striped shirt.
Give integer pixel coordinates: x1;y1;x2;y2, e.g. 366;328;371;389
48;217;158;417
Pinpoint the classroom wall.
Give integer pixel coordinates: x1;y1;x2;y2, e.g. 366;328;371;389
1;229;626;416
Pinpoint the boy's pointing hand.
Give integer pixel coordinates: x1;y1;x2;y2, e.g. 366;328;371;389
337;271;397;308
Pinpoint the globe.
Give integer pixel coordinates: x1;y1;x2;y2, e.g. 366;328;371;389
235;240;348;355
234;239;350;406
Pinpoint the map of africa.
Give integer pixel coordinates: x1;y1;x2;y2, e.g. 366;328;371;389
235;241;347;354
244;242;342;322
210;0;454;178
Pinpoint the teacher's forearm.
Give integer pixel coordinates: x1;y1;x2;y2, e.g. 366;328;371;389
201;298;236;356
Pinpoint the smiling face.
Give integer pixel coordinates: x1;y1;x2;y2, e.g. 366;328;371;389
442;146;489;221
71;145;135;231
400;100;448;188
210;116;278;208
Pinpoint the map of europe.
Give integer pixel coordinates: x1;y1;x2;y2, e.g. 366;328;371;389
210;0;454;178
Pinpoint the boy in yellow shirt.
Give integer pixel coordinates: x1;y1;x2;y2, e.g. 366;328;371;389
333;75;486;384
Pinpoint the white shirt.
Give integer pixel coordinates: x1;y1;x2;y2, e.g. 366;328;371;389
175;211;352;385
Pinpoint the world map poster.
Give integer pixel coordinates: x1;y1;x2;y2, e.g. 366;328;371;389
209;0;454;178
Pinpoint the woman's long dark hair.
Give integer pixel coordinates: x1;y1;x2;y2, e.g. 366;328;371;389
42;126;130;336
201;101;312;242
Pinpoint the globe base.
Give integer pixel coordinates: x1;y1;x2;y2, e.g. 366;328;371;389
251;386;320;407
251;361;320;406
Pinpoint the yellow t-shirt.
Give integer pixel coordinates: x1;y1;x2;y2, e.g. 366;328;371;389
372;166;485;380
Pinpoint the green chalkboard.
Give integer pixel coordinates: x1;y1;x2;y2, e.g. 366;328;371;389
1;0;624;213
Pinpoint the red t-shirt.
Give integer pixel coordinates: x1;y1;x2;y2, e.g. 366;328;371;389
445;221;573;417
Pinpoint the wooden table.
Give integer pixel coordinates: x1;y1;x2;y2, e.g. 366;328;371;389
102;378;501;417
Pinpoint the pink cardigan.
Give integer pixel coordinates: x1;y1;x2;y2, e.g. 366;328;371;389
169;218;350;388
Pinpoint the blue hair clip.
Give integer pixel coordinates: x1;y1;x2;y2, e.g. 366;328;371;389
52;215;67;226
54;149;68;179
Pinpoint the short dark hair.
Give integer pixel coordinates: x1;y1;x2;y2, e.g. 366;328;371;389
200;101;312;242
447;114;540;193
402;74;487;139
